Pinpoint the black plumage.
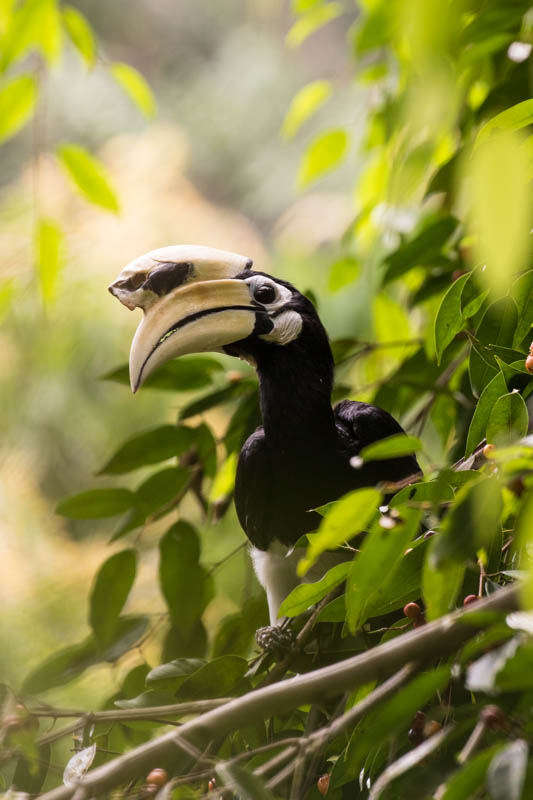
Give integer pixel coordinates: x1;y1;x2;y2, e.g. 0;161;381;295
227;274;421;552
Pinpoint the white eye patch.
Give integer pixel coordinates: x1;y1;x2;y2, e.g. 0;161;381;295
260;309;302;345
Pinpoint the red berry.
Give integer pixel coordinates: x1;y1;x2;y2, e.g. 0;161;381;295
463;594;478;606
208;778;216;792
481;705;505;728
146;769;168;787
526;355;533;373
403;602;422;619
317;773;330;795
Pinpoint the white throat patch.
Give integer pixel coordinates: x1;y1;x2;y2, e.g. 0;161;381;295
260;310;302;346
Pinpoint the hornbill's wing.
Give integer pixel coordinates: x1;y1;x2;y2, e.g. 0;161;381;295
235;427;274;552
334;399;421;484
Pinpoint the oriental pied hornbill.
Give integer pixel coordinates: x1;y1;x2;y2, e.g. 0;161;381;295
109;245;420;625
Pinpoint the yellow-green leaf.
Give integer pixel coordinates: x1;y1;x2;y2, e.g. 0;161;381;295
286;2;343;48
476;99;533;147
298;128;348;187
298;487;381;576
62;5;95;67
36;0;61;65
0;74;37;144
282;79;332;139
34;218;63;303
56;143;120;213
110;62;156;119
209;452;238;502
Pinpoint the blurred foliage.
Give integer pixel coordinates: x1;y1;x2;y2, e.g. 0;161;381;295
3;0;533;798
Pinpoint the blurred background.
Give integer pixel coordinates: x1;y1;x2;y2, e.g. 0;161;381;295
0;0;368;696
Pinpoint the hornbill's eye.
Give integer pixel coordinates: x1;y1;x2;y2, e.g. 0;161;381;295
252;282;278;305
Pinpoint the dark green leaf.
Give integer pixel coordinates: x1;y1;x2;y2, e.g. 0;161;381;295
159;522;214;635
470;298;518;397
56;488;135;519
422;553;465;621
178;379;255;420
135;467;190;515
434;272;470;364
146;658;206;691
383;217;458;284
465;371;507;455
176;655;248;700
486;391;529;446
212;596;269;658
99;425;196;474
512;270;533;348
89;550;137;645
56;143;120;213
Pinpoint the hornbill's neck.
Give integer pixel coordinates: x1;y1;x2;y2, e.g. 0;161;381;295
247;322;337;453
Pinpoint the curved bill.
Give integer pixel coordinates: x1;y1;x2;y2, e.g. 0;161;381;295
128;278;258;392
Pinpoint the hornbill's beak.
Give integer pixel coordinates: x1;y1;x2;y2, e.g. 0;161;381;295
108;245;265;392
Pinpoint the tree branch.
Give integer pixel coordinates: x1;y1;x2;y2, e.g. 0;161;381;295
37;584;518;800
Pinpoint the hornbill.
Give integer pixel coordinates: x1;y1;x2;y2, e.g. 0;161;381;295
109;245;420;625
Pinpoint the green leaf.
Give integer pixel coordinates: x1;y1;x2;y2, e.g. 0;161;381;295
34;218;63;304
212;596;268;658
110;62;156;119
89;549;137;645
476;99;533;146
176;655;248;700
209;452;238;502
135;467;190;515
442;746;503;800
434;272;471;364
159;521;214;635
216;762;277;800
359;433;422;461
487;739;528;800
346;508;422;632
146;658;206;691
0;74;37;144
328;256;360;291
56;488;135;519
332;667;450;787
100;425;196;474
383;217;458;284
286;2;343;48
486;391;529;446
366;538;429;618
298;487;381;575
279;561;351;617
470;298;518;397
56;144;120;213
36;0;61;64
511;270;533;348
62;5;96;67
465;371;507;455
298;128;349;187
282;79;332;139
103;356;223;392
422;551;465;621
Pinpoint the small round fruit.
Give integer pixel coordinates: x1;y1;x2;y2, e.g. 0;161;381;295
403;602;422;619
143;785;159;798
483;443;495;457
526;355;533;374
146;769;168;787
317;773;330;796
463;594;478;606
208;778;216;792
481;705;505;728
423;720;442;738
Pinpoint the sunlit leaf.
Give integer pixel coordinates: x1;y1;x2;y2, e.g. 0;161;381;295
34;218;63;304
110;62;156;119
282;79;332;139
434;272;470;363
298;487;381;575
57;143;120;212
476;99;533;145
56;488;136;519
486;391;528;446
209;451;238;502
298;128;349;187
286;1;343;48
328;256;360;291
360;433;422;461
62;5;96;67
0;73;37;144
279;561;351;617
